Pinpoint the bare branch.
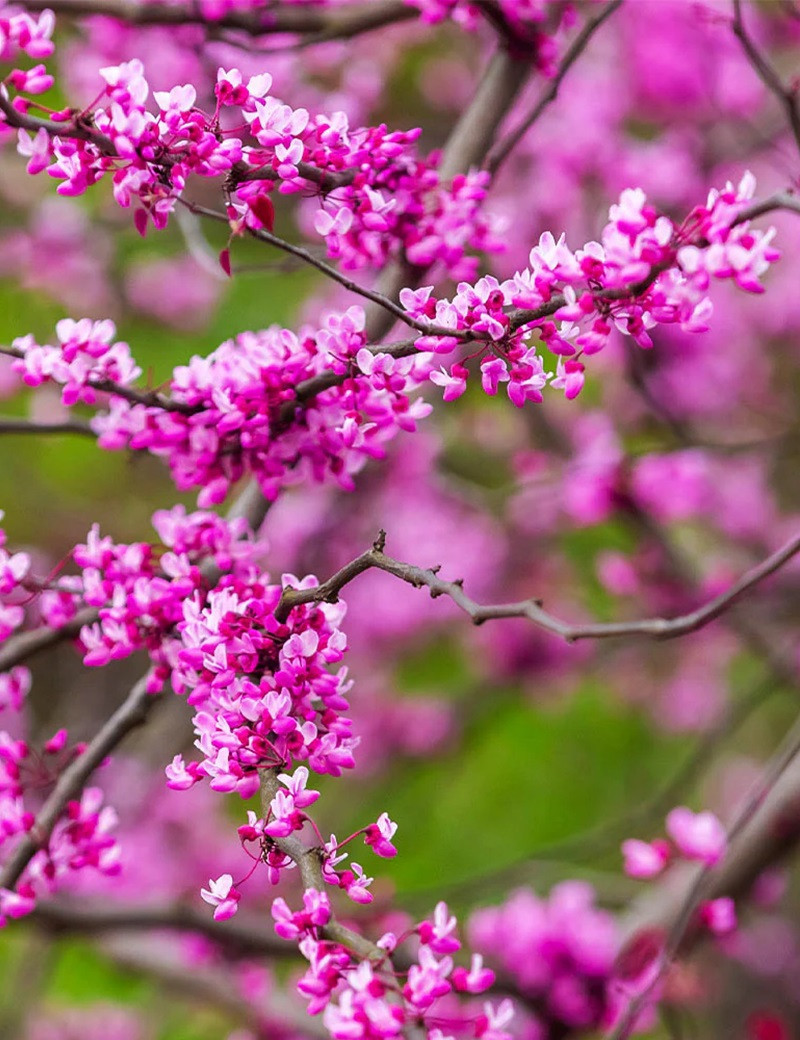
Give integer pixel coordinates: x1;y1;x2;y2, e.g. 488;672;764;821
274;530;800;642
100;937;324;1038
179;201;470;342
31;898;293;958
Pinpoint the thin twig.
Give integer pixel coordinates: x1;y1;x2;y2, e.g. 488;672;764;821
487;0;624;174
0;344;193;414
732;0;800;156
180;201;469;341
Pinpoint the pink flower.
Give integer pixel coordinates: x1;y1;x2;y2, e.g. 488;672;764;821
622;838;670;880
418;901;460;954
341;863;374;904
165;754;203;791
200;873;241;920
475;999;515;1040
364;812;398;858
0;887;36;924
277;766;320;809
665;807;726;866
430;363;468;402
452;953;495;993
700;897;736;935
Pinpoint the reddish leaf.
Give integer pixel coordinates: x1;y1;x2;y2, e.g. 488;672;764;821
133;208;148;237
250;193;275;232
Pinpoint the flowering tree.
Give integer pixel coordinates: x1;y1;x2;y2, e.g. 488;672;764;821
2;0;800;1037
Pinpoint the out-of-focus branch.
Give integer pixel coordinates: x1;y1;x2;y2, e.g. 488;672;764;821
487;0;624;174
0;676;157;890
12;0;414;41
612;708;800;1038
0;606;98;673
732;0;800;155
415;671;780;905
437;48;533;182
31;899;293;958
274;530;800;642
100;937;326;1039
0;416;95;437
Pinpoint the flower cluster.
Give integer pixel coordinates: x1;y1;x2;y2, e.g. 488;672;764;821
270;894;505;1040
468;883;619;1038
0;773;121;926
35;506;262;690
15;504;401;915
9;318;141;406
0;3;54;65
306;162;499;279
404;173;779;406
9;41;499;277
234;790;398;904
0;503;398;921
4;308;432;508
170;573;356;795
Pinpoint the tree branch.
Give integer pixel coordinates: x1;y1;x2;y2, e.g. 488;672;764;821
0;416;96;437
612;707;800;1038
31;898;293;958
0;607;98;674
179;202;469;341
259;770;386;963
365;45;533;342
274;530;800;642
732;0;800;156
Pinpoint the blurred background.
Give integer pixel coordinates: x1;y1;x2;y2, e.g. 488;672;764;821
2;2;800;1038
